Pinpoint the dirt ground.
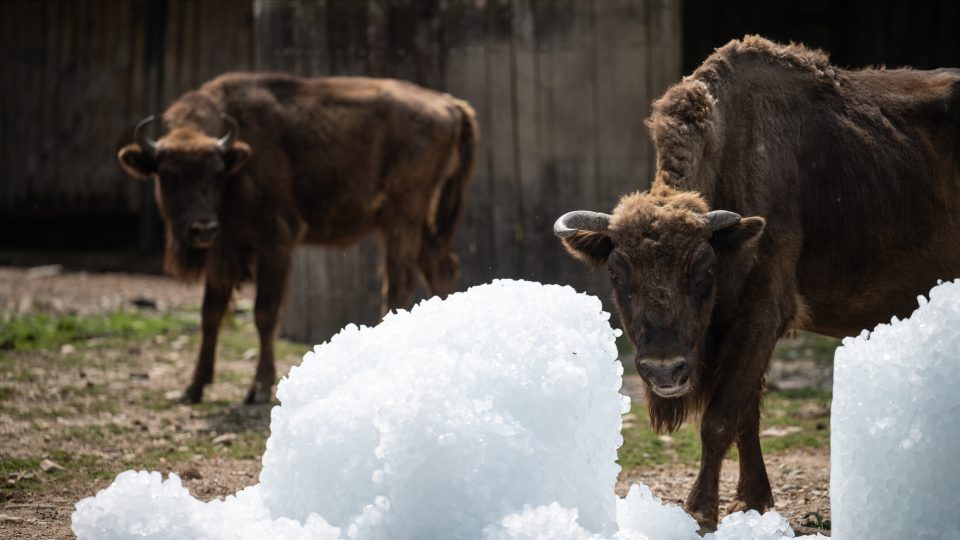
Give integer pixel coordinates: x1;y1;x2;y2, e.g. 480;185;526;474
0;266;832;538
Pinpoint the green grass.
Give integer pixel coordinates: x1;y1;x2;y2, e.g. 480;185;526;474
0;456;43;491
801;511;832;530
774;331;840;363
618;388;831;469
0;311;196;353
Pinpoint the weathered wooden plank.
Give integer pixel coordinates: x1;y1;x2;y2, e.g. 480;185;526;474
484;0;523;280
648;0;681;107
521;0;601;292
594;0;653;196
441;0;494;289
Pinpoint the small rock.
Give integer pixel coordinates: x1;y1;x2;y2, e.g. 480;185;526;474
39;459;64;473
130;296;158;310
658;435;675;444
25;264;62;280
129;371;150;380
796;404;830;420
180;467;203;480
760;426;802;438
212;433;238;446
171;335;190;351
59;344;77;356
242;348;258;362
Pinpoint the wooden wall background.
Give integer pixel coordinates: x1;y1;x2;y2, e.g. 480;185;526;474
258;0;682;343
0;0;252;244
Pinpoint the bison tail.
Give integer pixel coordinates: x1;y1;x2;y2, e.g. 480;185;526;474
418;99;477;298
433;99;478;245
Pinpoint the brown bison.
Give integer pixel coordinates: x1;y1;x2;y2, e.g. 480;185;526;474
555;36;960;530
118;73;477;404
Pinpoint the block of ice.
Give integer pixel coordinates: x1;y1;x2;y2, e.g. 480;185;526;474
831;279;960;538
615;484;699;539
72;280;806;540
257;280;626;537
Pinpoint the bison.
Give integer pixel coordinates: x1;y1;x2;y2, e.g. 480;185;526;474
555;36;960;530
118;73;477;404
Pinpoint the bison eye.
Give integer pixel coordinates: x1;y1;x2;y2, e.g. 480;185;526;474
706;264;716;277
608;268;621;285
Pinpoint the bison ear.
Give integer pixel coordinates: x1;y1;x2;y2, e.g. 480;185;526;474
223;141;252;176
117;144;156;180
710;216;765;251
561;231;614;268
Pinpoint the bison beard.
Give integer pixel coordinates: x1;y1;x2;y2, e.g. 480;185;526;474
117;72;477;406
557;35;960;532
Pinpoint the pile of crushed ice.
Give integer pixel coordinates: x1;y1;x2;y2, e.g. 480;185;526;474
832;279;960;539
74;280;823;539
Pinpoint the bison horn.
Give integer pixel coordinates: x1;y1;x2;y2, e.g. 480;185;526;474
217;114;239;149
133;115;159;156
705;210;742;231
553;211;612;238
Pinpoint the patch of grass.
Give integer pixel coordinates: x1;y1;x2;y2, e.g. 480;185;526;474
618;404;702;468
618;389;832;470
141;388;178;412
63;425;106;443
801;511;831;530
774;331;840;363
0;456;43;491
226;431;268;460
0;311;195;353
48;450;117;482
217;369;251;385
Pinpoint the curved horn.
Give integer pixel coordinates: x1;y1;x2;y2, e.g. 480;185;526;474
217;114;239;149
704;210;742;231
133;116;159;156
553;211;612;238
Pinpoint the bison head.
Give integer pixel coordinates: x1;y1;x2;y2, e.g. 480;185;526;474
117;115;251;251
555;186;764;405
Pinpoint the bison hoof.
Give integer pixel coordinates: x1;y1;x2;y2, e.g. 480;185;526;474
178;387;204;404
685;509;718;535
243;386;272;405
726;495;774;515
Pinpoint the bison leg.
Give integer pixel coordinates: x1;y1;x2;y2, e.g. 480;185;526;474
417;234;459;299
685;396;739;531
181;280;233;403
244;254;290;405
686;371;776;531
379;228;421;314
728;391;775;514
685;292;784;530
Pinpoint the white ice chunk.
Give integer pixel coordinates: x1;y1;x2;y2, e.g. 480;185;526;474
831;279;960;538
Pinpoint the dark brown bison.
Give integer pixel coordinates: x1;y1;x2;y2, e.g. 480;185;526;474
118;73;477;404
555;36;960;530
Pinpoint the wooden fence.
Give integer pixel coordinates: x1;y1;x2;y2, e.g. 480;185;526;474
256;0;682;343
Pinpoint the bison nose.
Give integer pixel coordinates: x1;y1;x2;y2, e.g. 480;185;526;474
636;356;690;391
188;220;219;247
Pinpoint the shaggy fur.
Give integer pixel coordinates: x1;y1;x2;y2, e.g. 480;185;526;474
560;35;960;531
118;72;477;404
